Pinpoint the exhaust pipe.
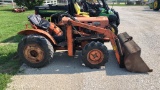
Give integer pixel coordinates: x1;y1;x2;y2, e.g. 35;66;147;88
117;32;152;73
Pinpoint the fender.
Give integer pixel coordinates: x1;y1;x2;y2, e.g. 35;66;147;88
18;29;57;45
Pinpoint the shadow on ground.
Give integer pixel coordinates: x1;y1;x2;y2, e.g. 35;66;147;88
142;9;160;12
18;50;148;76
1;35;22;43
142;7;160;12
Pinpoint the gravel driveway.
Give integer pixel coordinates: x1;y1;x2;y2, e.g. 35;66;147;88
7;6;160;90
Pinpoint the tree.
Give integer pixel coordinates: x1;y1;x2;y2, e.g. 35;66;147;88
14;0;45;10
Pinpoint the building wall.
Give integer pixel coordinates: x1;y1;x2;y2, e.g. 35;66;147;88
0;0;12;2
43;0;57;5
43;0;68;5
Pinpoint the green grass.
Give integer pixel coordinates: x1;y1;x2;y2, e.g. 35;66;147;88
0;5;34;90
0;74;11;90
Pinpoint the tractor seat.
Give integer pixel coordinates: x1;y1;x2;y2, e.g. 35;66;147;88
28;14;50;30
74;2;89;17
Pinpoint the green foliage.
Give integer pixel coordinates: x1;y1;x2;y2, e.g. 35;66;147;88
14;0;45;9
0;74;11;90
0;43;21;90
0;5;33;42
0;43;21;74
0;5;34;90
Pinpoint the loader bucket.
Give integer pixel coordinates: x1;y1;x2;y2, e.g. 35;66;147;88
117;32;152;73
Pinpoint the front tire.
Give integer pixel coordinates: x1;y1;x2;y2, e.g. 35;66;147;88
18;34;54;68
82;41;109;69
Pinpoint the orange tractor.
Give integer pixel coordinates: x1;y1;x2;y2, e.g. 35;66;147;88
18;13;152;73
12;7;25;13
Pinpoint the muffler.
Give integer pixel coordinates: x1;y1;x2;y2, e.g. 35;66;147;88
117;32;152;73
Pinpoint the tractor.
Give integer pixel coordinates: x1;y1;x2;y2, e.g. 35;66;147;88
12;7;25;13
17;12;152;73
149;0;160;11
77;0;120;34
35;0;119;35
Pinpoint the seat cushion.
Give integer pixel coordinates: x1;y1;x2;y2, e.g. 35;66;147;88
28;14;50;30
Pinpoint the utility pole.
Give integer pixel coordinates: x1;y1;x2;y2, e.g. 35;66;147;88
12;0;15;8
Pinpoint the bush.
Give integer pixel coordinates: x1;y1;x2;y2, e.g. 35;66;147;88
14;0;44;10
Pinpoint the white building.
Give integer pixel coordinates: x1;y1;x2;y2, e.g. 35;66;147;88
0;0;13;3
43;0;58;5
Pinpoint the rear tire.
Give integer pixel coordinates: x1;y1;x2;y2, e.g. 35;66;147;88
18;34;54;68
82;41;109;69
153;0;159;11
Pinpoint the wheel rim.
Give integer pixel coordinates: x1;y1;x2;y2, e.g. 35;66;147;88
154;1;158;9
87;49;104;64
23;44;44;63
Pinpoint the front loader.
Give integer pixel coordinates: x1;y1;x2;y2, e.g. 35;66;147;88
17;13;152;73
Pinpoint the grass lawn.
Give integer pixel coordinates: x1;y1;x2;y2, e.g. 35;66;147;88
0;5;34;90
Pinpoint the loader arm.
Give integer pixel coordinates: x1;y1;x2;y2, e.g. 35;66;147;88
66;19;152;73
68;20;121;64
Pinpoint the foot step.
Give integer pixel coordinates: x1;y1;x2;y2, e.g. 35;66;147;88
58;41;67;47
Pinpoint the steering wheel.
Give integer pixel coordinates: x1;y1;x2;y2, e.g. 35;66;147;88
59;13;77;21
50;12;78;23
